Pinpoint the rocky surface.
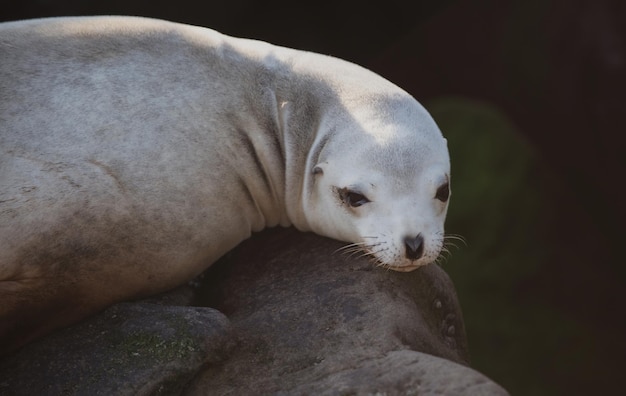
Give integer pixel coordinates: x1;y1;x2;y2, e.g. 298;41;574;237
0;302;235;395
0;228;509;395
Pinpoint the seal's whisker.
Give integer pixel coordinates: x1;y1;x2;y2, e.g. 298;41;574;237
437;234;466;263
335;241;386;263
345;248;369;260
375;261;390;270
346;249;367;260
333;242;369;255
338;243;384;258
442;243;458;253
434;255;449;266
444;234;467;246
355;250;375;260
365;247;390;268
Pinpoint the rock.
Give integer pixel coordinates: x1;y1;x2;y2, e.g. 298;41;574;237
0;228;508;395
0;303;235;396
185;228;508;395
290;350;510;396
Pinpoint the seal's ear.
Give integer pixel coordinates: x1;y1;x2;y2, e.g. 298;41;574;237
312;163;326;176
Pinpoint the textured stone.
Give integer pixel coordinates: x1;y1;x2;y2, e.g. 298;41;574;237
185;228;508;395
0;228;508;395
0;303;235;396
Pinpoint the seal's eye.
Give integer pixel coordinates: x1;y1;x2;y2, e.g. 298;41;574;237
338;188;370;207
435;182;450;202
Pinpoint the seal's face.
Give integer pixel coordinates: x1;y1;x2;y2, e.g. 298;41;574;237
306;109;451;272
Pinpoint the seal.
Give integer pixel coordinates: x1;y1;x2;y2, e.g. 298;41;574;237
0;16;451;354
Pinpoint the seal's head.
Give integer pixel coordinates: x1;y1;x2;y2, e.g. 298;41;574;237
304;95;450;272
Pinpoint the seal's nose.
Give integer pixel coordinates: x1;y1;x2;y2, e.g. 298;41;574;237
404;234;424;260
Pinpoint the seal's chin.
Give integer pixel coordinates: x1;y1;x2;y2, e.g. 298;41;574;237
383;255;439;272
387;262;428;272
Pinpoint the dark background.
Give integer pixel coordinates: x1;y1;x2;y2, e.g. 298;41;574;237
3;1;625;395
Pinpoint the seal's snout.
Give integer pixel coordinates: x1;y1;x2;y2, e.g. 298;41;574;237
403;234;424;260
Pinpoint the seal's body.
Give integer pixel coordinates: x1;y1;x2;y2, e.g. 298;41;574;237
0;17;450;353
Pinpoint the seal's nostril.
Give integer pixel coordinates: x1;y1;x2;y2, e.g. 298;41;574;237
404;234;424;260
